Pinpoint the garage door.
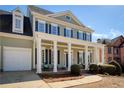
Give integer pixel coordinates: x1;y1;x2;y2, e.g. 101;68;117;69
3;47;32;71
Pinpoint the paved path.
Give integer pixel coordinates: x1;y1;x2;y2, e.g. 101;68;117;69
0;72;102;88
47;75;102;88
0;80;49;88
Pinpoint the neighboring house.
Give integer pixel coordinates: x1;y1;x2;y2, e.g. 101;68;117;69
0;5;105;73
97;36;124;67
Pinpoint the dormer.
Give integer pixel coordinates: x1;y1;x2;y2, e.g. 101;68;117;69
12;7;23;34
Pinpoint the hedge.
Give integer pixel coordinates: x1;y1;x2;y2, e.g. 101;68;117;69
109;60;122;76
71;64;81;76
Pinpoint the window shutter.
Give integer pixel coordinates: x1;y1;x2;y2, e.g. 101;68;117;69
90;34;92;41
49;49;51;64
45;23;48;33
45;49;48;64
35;21;38;31
71;30;73;38
58;26;60;35
64;28;66;36
77;31;79;39
49;24;51;34
58;50;60;64
77;52;79;64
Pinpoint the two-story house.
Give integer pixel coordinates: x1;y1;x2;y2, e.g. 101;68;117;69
97;35;124;68
0;5;105;73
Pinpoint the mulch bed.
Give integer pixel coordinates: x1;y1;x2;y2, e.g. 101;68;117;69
38;73;84;83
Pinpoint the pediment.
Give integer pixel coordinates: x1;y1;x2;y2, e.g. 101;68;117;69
47;11;85;27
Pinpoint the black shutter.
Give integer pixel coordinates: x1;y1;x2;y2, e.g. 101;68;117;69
71;30;73;38
45;23;48;33
49;24;51;34
85;33;86;40
77;31;79;39
35;21;38;31
45;49;48;64
77;52;79;64
64;28;66;36
58;50;60;64
90;33;92;42
49;49;51;64
58;26;60;35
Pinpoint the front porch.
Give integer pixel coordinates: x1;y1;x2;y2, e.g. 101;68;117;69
33;32;105;73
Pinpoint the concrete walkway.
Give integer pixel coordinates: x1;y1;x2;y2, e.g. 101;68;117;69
0;71;50;88
0;72;102;88
47;75;102;88
0;80;50;88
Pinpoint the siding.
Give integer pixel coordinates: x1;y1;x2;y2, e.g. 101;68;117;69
55;15;81;26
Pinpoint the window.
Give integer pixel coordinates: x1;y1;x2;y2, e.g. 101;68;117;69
64;28;71;37
38;20;45;32
51;24;58;35
13;13;23;34
79;31;83;40
83;32;86;40
65;16;71;22
108;47;111;54
114;48;119;55
15;19;21;29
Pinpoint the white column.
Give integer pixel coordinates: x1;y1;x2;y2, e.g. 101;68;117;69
36;38;42;73
85;46;88;70
33;16;35;35
68;43;71;71
102;46;105;64
53;41;57;72
33;39;36;69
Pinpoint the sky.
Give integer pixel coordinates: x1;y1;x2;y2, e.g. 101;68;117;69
0;5;124;42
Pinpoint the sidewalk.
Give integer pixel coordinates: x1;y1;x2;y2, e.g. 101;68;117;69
0;75;102;88
47;75;102;88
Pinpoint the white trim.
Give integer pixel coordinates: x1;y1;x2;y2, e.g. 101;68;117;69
37;19;46;32
0;32;33;40
51;23;58;27
12;10;24;34
38;19;46;24
66;27;71;30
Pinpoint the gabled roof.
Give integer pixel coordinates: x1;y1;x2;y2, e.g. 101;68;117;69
111;35;124;46
12;7;22;13
46;10;85;27
28;5;53;15
0;9;11;15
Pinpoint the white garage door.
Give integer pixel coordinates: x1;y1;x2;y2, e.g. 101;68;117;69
3;47;32;71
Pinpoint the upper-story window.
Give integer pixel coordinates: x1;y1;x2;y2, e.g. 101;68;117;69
15;17;21;29
12;8;23;34
108;47;111;54
38;20;45;32
64;28;72;38
79;31;83;40
114;48;119;55
51;23;58;35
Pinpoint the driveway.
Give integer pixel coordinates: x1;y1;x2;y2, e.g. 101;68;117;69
0;71;49;88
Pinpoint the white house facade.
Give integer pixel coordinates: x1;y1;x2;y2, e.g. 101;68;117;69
0;6;105;73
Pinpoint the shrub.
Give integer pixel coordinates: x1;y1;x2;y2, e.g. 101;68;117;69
109;60;122;76
89;64;98;74
98;64;116;75
42;65;49;71
71;64;81;76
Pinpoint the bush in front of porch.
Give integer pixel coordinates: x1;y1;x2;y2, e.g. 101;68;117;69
89;63;122;75
71;64;81;76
